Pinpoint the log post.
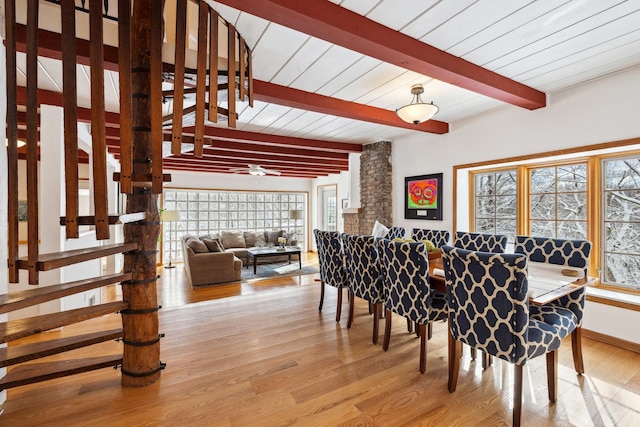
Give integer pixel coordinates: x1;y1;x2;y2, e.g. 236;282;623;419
121;0;164;387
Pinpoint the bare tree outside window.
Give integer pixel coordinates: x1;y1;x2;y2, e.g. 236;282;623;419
603;157;640;290
474;170;517;244
529;163;587;240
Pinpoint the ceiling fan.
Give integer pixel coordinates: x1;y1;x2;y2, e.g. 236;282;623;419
229;164;282;176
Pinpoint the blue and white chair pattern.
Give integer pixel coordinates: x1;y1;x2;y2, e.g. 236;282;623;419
411;228;450;248
453;231;507;253
377;239;448;373
452;230;507;366
386;226;406;240
342;234;384;344
441;245;572;427
314;229;348;322
514;235;592;374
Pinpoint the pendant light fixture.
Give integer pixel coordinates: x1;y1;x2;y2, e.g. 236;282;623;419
396;84;439;125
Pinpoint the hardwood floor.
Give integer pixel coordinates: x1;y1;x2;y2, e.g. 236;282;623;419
2;252;639;426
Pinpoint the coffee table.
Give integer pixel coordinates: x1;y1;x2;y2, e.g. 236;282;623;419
246;246;302;274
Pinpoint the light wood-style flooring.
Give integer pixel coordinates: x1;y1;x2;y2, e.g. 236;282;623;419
2;252;639;426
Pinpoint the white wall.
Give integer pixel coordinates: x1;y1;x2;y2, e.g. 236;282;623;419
392;66;640;344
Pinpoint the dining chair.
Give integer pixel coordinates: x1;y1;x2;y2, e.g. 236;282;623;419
377;239;448;373
452;230;507;366
386;226;406;240
441;245;572;427
341;234;384;344
514;235;592;374
313;229;348;322
411;228;450;248
452;231;507;253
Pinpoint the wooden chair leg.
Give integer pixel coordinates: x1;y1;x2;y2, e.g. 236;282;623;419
419;323;427;373
336;287;343;322
318;281;325;311
482;351;492;370
470;347;477;360
448;332;461;392
572;327;585;374
513;364;523;427
406;317;413;333
383;309;392;351
372;303;380;344
427;322;433;340
546;350;558;402
415;322;420;337
368;301;373;315
347;291;355;329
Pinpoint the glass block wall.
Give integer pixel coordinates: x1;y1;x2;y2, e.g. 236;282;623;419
162;189;307;264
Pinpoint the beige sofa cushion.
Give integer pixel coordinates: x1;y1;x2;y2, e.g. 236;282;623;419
202;237;224;252
244;231;266;248
221;231;246;248
186;237;209;253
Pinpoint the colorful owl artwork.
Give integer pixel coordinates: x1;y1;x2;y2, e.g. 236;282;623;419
408;179;438;209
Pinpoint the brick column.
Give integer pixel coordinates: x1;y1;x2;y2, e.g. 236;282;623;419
359;141;392;235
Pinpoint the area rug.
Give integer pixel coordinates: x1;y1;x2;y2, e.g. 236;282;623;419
241;262;319;280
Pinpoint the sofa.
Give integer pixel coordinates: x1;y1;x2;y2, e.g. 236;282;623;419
181;230;299;286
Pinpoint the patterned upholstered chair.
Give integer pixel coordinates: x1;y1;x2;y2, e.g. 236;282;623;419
441;245;572;427
411;228;450;248
314;229;348;322
386;226;406;240
452;231;507;253
377;239;448;373
514;235;592;374
452;230;507;366
342;234;384;344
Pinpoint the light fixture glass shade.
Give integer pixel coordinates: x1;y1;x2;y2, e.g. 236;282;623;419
249;170;265;176
396;102;439;125
161;210;181;222
289;209;303;220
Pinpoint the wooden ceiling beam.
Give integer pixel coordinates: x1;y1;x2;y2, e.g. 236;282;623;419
182;150;348;168
215;0;546;110
183;126;362;153
253;80;448;134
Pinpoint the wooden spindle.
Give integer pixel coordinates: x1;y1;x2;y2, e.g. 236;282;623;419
194;0;208;158
5;0;20;283
118;0;134;194
171;0;187;155
208;9;219;123
227;23;237;128
89;0;110;240
247;47;254;107
61;0;80;239
239;37;246;101
26;0;40;285
150;0;163;194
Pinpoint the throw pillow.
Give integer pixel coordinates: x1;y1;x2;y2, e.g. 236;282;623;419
371;220;389;238
202;237;224;252
283;231;297;245
186;237;209;254
244;231;266;248
266;230;284;245
221;230;246;249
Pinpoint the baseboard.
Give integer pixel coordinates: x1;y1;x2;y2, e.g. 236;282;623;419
582;328;640;354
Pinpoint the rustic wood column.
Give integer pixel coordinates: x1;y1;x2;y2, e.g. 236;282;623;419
121;0;164;387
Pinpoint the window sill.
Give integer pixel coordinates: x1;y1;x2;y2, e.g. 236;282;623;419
586;286;640;312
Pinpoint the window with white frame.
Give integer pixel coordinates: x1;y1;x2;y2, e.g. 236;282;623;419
162;189;306;264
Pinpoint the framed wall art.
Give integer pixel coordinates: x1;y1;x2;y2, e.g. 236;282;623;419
404;173;443;220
